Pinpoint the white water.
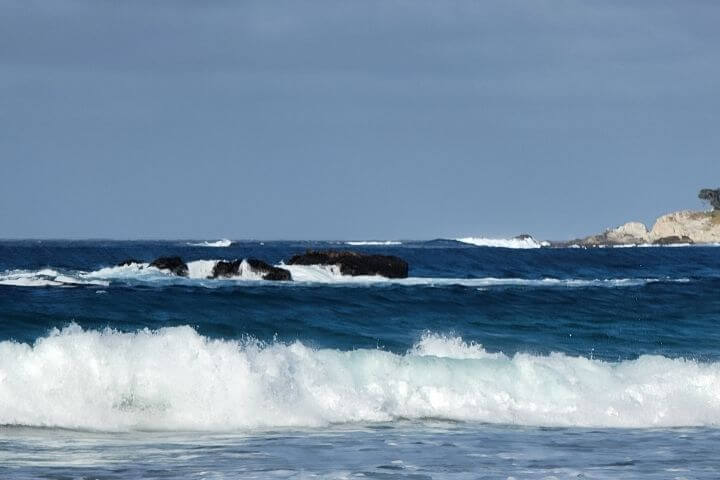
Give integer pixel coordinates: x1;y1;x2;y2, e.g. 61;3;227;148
0;269;109;287
187;239;232;247
281;264;384;283
186;260;219;279
1;326;720;431
282;265;680;287
0;265;686;289
456;237;548;249
345;241;403;246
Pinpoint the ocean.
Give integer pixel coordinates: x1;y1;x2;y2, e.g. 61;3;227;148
1;239;720;479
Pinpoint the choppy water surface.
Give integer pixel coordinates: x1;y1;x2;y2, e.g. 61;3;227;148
1;240;719;478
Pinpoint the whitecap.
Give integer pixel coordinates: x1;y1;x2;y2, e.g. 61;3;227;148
456;237;544;249
0;269;109;287
345;241;402;246
187;239;232;247
2;326;720;431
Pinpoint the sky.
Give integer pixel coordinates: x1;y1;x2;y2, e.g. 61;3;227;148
1;0;719;240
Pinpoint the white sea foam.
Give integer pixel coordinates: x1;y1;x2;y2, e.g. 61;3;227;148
279;265;679;288
0;269;109;287
345;241;403;246
1;265;685;289
186;260;219;279
0;277;64;287
456;237;547;249
188;239;232;247
81;263;167;282
1;326;719;431
281;264;385;283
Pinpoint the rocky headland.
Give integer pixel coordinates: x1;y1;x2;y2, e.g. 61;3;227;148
545;188;720;248
562;209;720;247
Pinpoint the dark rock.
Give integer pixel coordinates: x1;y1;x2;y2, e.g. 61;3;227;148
149;256;189;276
117;258;144;266
653;235;694;245
288;250;409;278
246;259;292;281
211;259;291;281
212;260;242;278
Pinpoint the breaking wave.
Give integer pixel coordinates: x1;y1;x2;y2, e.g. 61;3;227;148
456;237;549;249
187;239;232;247
2;326;720;431
345;241;402;246
0;269;109;288
0;264;686;289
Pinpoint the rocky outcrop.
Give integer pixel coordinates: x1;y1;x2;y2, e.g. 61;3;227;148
653;235;693;245
246;259;292;281
612;222;650;243
117;258;144;266
576;210;720;247
211;259;291;281
579;221;650;247
649;210;720;244
288;250;409;278
149;256;189;276
211;259;242;278
114;256;292;280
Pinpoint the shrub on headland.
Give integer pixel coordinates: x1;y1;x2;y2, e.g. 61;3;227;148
698;188;720;210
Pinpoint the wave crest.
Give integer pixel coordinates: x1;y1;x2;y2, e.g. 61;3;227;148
0;269;109;287
0;264;687;289
344;241;402;246
187;239;232;247
456;236;548;249
1;326;719;431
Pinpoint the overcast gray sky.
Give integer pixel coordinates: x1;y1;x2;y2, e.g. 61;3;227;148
1;0;719;240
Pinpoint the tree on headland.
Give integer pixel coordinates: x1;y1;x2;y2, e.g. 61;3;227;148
699;188;720;210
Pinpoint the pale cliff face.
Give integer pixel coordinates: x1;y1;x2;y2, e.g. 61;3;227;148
578;210;720;246
649;210;720;243
607;222;649;243
580;221;649;246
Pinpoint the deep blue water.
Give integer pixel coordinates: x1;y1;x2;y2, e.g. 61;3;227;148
1;240;720;478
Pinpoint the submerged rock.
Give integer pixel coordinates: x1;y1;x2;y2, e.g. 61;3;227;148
211;259;291;281
288;250;409;278
149;256;189;276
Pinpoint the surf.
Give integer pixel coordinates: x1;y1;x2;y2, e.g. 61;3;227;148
187;239;232;247
455;236;550;249
2;326;719;431
0;264;687;289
